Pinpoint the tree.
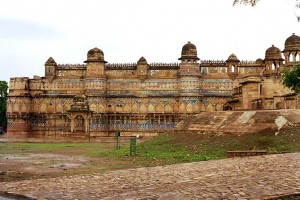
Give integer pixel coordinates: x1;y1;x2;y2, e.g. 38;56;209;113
0;81;8;129
233;0;300;21
282;65;300;94
233;0;260;6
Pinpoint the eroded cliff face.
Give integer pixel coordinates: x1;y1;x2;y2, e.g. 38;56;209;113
175;109;300;135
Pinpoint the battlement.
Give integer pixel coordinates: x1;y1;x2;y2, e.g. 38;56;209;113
201;60;226;64
106;63;137;70
239;60;257;64
9;77;29;89
105;62;180;70
200;60;262;67
57;64;86;69
200;60;226;66
149;62;179;69
10;77;30;81
8;77;30;96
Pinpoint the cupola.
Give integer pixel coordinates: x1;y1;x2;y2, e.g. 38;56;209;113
179;41;199;61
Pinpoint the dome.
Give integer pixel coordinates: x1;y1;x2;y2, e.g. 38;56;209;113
255;58;264;64
84;47;107;63
226;53;240;62
265;45;284;61
179;41;199;60
45;57;57;66
283;33;300;52
137;56;148;65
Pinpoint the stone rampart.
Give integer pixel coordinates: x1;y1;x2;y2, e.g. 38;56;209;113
175;109;300;135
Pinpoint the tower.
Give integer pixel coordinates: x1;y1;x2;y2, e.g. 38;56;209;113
84;47;108;96
178;41;201;113
6;77;31;137
226;53;240;80
84;47;107;78
178;41;201;95
282;33;300;66
45;57;57;80
264;45;284;75
178;41;200;71
137;56;148;81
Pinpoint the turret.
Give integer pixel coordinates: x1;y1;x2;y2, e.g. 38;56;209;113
282;33;300;65
45;57;57;80
178;41;201;97
178;41;200;77
84;47;108;96
84;47;107;78
137;56;148;80
226;53;240;80
264;45;284;75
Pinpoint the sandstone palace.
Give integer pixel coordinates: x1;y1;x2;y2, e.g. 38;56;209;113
6;33;300;138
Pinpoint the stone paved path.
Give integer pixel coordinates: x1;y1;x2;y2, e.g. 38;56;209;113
1;153;300;199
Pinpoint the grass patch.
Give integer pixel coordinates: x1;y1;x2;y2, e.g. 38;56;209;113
0;142;118;157
1;127;300;182
1;126;300;170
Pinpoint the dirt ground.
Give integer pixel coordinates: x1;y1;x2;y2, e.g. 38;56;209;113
0;136;143;183
1;152;93;182
1;123;300;183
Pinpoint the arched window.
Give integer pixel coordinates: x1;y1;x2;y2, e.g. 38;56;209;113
224;105;232;111
271;62;276;70
221;67;227;73
296;52;300;62
201;67;208;74
289;53;293;62
231;65;235;72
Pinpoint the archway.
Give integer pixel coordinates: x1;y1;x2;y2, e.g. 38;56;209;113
40;104;47;113
56;104;63;112
156;104;163;113
296;53;300;62
164;104;173;113
139;103;147;113
271;62;276;70
47;104;55;113
179;103;185;113
98;104;105;113
186;103;193;113
216;103;223;111
289;53;293;62
224;105;232;111
206;104;214;112
74;115;85;132
131;103;138;113
148;104;155;113
123;104;131;112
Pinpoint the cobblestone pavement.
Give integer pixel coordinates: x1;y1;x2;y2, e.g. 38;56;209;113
1;153;300;200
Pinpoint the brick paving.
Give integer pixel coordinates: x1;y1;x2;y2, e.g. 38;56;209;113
1;153;300;199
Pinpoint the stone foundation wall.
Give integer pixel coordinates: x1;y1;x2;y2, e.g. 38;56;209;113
175;109;300;135
7;130;158;139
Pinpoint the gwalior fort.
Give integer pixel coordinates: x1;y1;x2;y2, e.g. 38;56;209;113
6;33;300;138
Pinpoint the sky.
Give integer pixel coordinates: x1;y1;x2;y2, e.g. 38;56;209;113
0;0;299;83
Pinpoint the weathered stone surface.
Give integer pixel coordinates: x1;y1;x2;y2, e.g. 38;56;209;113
1;153;300;199
176;109;300;135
